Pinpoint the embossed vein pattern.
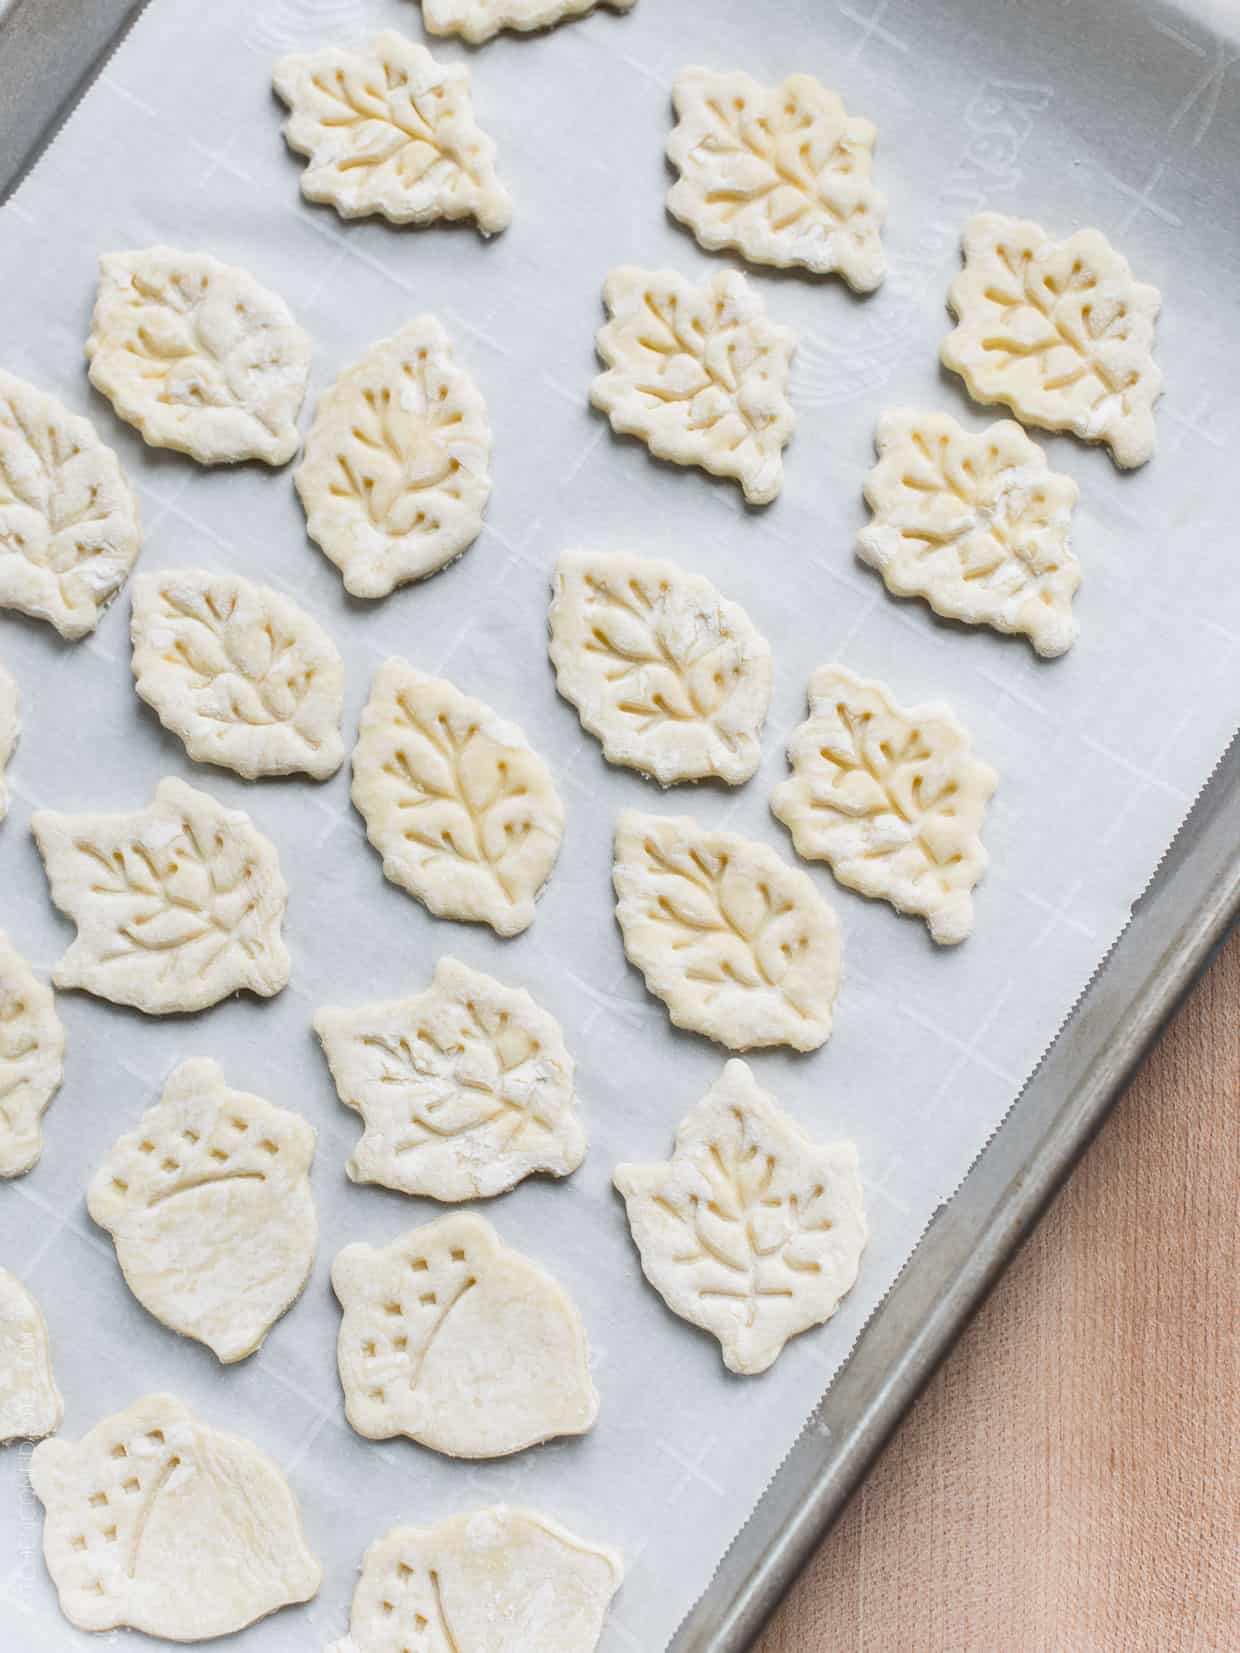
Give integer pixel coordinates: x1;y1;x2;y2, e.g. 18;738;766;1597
419;0;637;46
0;930;65;1178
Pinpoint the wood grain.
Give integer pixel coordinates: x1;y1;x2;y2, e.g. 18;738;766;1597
757;926;1240;1652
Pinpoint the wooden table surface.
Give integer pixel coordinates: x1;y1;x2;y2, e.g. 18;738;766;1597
757;925;1240;1652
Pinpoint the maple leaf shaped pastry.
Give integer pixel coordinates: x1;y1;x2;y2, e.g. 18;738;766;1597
274;32;512;233
0;929;65;1178
615;1059;866;1375
0;1269;63;1441
418;0;636;45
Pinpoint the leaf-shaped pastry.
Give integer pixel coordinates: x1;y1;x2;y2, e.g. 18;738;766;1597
857;409;1082;657
315;956;586;1202
941;212;1162;469
32;776;291;1013
666;67;886;291
130;569;346;779
771;664;997;945
86;248;312;466
614;1059;866;1375
591;266;796;505
419;0;636;43
352;660;565;937
548;549;772;786
0;1268;63;1441
332;1507;623;1653
332;1212;598;1458
29;1393;321;1638
0;369;142;638
87;1059;317;1363
295;318;492;599
0;930;65;1178
274;33;512;233
612;810;841;1051
0;662;15;819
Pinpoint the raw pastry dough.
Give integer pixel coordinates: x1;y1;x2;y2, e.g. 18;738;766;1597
548;549;772;786
86;248;311;466
0;930;65;1178
0;662;15;819
591;266;796;505
941;212;1162;470
612;810;841;1051
330;1506;623;1653
274;33;512;234
29;1393;321;1639
0;1268;62;1441
857;409;1081;657
88;1059;317;1363
352;660;565;937
667;68;886;291
419;0;636;45
614;1059;866;1374
772;665;997;945
332;1211;598;1458
130;569;346;778
32;776;291;1012
315;955;586;1202
0;369;141;638
295;318;492;599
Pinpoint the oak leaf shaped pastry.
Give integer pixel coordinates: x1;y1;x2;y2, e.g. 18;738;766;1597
274;32;512;233
857;409;1081;657
130;569;346;779
614;1059;866;1375
29;1393;321;1639
0;369;141;638
612;810;841;1051
667;68;886;291
0;662;15;819
419;0;636;44
941;212;1162;469
352;660;565;937
591;267;796;505
332;1212;599;1458
295;318;492;599
0;930;65;1178
32;776;291;1013
315;956;586;1202
88;1059;317;1363
330;1506;623;1653
548;549;772;786
0;1268;63;1441
772;665;997;944
86;247;311;466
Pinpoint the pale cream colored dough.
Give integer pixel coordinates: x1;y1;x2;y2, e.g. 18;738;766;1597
420;0;636;45
0;1268;62;1441
0;929;65;1178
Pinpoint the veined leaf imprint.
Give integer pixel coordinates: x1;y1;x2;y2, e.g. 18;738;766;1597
0;1269;62;1441
0;930;65;1179
615;1060;866;1374
941;212;1162;469
771;665;997;945
274;32;512;232
858;409;1081;657
0;663;15;819
667;68;886;290
419;0;636;45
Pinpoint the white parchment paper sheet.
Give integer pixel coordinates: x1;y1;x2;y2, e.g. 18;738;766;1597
0;0;1237;1645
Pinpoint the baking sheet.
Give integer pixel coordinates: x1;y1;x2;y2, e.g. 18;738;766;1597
0;0;1237;1647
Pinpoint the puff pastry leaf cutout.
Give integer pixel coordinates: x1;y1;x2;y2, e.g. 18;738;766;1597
858;410;1081;657
667;68;886;291
0;662;15;819
0;369;141;638
315;956;585;1202
0;1269;63;1441
331;1507;623;1653
548;550;772;786
612;811;840;1051
130;569;345;778
941;212;1162;469
0;931;65;1178
591;267;796;505
295;318;492;599
32;776;291;1013
420;0;636;45
614;1060;866;1375
88;1060;316;1363
332;1212;598;1458
274;33;512;234
86;248;311;466
352;660;565;936
772;666;997;945
29;1393;321;1638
